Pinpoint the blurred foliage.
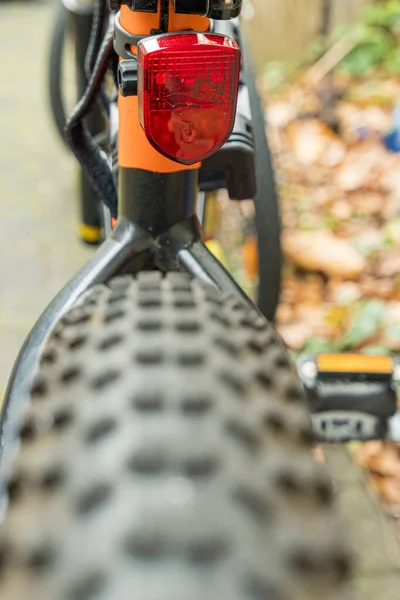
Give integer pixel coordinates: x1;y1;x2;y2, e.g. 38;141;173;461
261;1;400;519
265;0;400;91
302;300;387;354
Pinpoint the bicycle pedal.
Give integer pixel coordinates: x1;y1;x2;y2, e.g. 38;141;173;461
297;353;399;443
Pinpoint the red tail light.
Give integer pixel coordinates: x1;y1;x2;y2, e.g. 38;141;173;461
137;32;241;165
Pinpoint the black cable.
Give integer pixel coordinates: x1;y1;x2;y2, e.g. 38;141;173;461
85;0;107;79
85;0;110;115
65;25;118;217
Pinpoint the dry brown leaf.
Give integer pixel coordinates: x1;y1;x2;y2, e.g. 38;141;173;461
321;137;346;168
383;332;400;352
278;322;312;350
354;441;385;466
360;278;397;301
313;446;325;464
282;230;366;278
276;303;295;325
377;252;400;278
351;228;385;254
380;159;400;194
278;303;333;349
362;106;392;134
329;281;362;304
280;274;325;307
287;120;336;167
335;221;374;238
348;191;385;216
335;143;389;192
314;186;338;207
267;101;298;129
383;194;400;221
330;200;352;220
377;478;400;508
386;302;400;323
368;474;400;510
355;442;400;473
295;303;335;337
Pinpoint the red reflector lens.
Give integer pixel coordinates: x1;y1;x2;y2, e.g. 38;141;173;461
138;32;241;165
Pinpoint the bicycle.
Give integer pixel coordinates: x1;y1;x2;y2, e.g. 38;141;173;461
0;1;356;598
47;0;281;321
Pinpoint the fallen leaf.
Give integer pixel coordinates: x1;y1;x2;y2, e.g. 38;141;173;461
383;191;400;220
282;230;366;278
362;106;392;134
376;478;400;508
383;331;400;351
335;220;375;238
321;137;347;167
330;200;353;220
276;302;295;325
267;100;298;128
354;441;385;464
330;281;362;304
287;120;335;167
348;191;386;216
386;302;400;323
335;142;389;192
325;304;350;327
350;228;386;257
356;443;400;478
280;274;324;305
278;322;312;350
340;300;386;349
361;277;397;300
315;186;337;207
377;252;400;278
313;446;325;464
380;159;400;193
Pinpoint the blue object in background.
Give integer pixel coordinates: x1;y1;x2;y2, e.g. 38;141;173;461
383;103;400;152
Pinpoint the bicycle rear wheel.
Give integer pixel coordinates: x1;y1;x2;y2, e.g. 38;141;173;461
0;272;351;600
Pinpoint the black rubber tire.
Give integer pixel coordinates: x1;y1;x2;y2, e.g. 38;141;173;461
48;2;69;145
244;47;282;322
0;273;351;600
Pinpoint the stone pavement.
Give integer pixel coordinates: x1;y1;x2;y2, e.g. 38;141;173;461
0;3;399;598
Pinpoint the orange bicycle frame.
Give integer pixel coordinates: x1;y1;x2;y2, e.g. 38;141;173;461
118;2;210;173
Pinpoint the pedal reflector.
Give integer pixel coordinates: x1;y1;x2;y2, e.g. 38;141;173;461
317;354;392;377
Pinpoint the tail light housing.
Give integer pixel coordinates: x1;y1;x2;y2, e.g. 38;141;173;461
137;32;241;165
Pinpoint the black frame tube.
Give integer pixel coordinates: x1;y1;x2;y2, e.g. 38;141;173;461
119;167;199;236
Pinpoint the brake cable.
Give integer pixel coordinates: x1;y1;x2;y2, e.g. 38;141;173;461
65;24;118;217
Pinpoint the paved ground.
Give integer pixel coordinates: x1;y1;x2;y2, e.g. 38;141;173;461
0;1;91;399
0;2;399;598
